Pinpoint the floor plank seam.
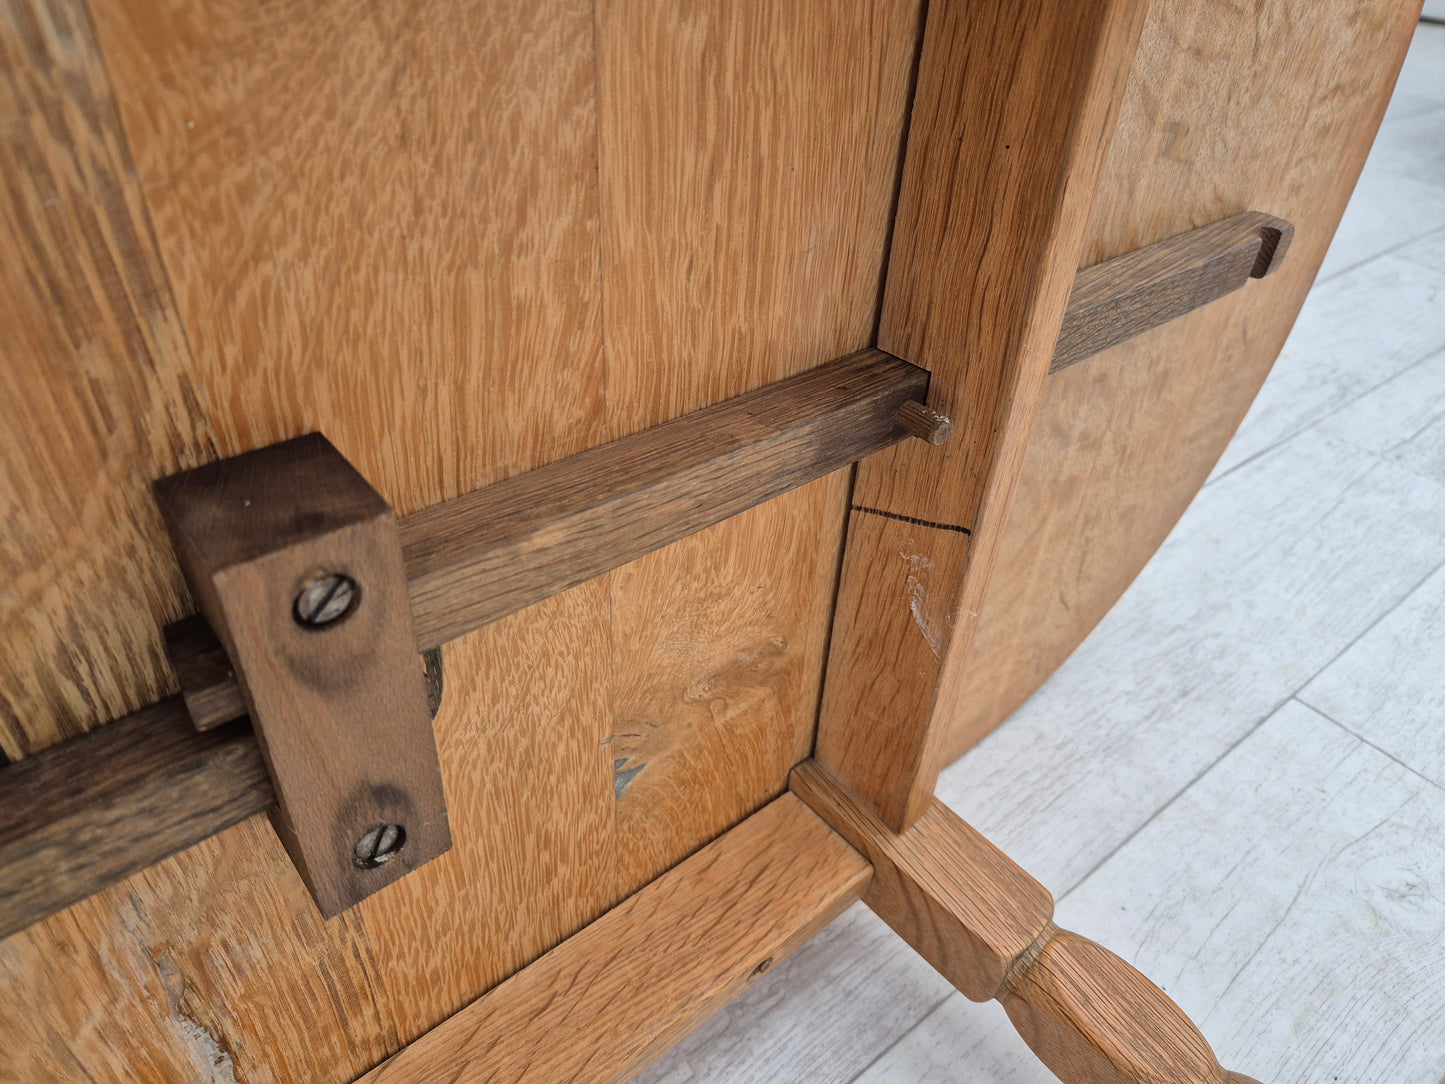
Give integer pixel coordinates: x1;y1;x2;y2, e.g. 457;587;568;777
1292;697;1445;794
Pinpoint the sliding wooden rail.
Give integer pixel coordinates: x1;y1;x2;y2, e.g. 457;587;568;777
1052;211;1293;373
0;348;928;940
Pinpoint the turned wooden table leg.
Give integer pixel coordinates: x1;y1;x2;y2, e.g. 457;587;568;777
792;760;1260;1084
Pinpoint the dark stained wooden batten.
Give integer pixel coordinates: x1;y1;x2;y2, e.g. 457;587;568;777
170;348;928;729
1051;211;1294;373
0;699;273;939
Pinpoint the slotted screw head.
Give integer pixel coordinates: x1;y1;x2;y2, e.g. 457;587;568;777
353;823;407;869
294;573;357;628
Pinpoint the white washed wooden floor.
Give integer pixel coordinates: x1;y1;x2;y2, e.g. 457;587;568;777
642;21;1445;1084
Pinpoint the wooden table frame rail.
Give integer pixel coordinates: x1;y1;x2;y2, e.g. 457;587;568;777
356;764;1261;1084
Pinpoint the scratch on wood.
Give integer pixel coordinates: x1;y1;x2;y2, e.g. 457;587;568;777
901;549;944;659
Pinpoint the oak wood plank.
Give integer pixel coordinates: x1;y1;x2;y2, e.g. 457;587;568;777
790;760;1049;1003
943;0;1419;762
816;0;1150;830
359;793;871;1084
791;760;1260;1084
592;0;923;899
1051;211;1293;373
10;2;619;1079
0;0;217;759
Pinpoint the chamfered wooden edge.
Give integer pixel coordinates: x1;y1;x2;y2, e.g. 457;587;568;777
153;433;451;917
0;348;925;937
357;793;871;1083
1050;210;1294;373
791;759;1261;1084
167;347;928;732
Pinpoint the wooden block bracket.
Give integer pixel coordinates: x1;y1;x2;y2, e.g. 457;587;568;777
153;434;451;916
0;348;930;938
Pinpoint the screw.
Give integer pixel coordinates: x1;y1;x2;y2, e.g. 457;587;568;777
353;823;406;868
294;573;357;628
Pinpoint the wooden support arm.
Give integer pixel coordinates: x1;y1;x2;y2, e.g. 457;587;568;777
1052;211;1293;373
791;760;1260;1084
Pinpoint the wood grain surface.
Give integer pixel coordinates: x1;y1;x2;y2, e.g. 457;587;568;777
160;350;925;731
360;794;871;1084
592;0;922;897
1;0;923;1077
0;0;216;759
400;349;927;650
816;0;1150;830
0;351;925;936
791;760;1050;1002
0;699;271;942
942;0;1422;761
793;759;1260;1084
4;1;616;1079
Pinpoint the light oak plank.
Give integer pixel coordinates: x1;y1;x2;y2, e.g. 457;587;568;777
359;794;871;1084
592;0;923;893
816;0;1149;830
944;0;1421;761
5;2;619;1079
0;0;217;758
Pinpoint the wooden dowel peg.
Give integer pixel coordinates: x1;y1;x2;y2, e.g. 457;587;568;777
897;400;953;445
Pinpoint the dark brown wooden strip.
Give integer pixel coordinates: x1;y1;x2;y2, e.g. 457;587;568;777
170;348;928;730
401;347;927;649
164;616;246;731
1051;211;1293;373
0;698;274;940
